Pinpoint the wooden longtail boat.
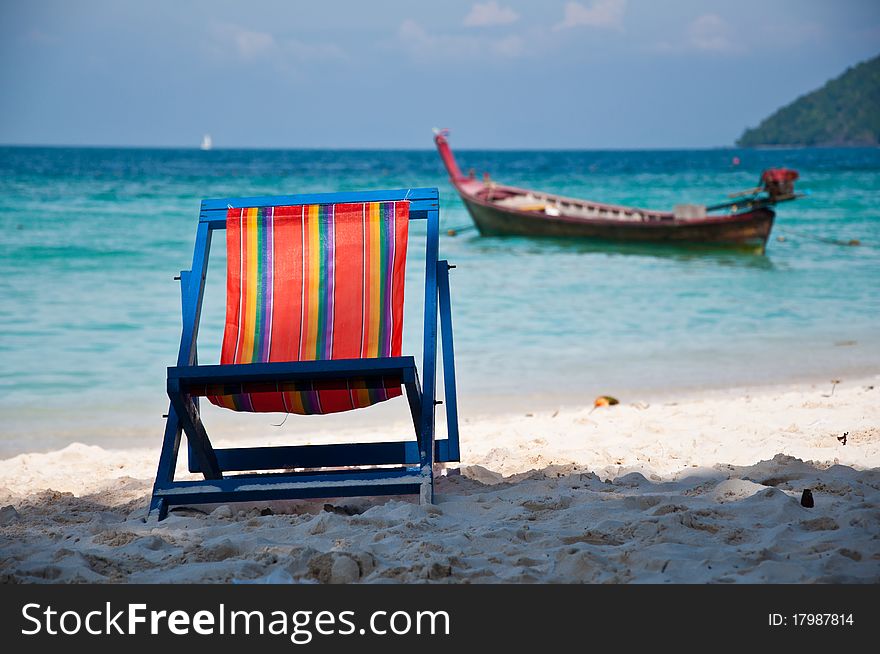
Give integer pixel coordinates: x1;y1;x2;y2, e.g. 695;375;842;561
434;130;800;253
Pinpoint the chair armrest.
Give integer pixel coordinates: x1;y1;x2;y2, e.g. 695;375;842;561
168;356;417;390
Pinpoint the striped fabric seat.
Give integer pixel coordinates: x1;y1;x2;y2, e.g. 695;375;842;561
200;201;409;414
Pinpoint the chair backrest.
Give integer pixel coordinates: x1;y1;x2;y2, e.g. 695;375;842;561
207;200;409;415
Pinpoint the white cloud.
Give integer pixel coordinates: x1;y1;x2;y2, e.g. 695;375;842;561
687;14;743;53
230;28;277;60
555;0;626;31
206;24;346;66
463;1;520;28
398;19;524;60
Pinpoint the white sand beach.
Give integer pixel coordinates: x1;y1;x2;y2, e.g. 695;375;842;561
1;376;878;584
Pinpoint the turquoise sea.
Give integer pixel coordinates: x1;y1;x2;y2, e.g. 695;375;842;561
1;146;878;455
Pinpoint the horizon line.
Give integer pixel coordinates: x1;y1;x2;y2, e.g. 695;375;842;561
0;142;855;152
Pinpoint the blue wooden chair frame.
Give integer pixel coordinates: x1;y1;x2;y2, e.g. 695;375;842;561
148;187;459;520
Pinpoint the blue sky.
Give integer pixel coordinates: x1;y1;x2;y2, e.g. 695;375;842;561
1;0;878;148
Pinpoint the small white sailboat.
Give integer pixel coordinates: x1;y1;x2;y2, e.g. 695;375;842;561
200;134;213;151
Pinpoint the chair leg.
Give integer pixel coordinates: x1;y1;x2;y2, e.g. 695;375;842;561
437;260;460;462
404;375;433;504
404;378;422;438
148;496;168;521
168;382;222;480
148;405;183;520
419;471;434;505
418;415;435;505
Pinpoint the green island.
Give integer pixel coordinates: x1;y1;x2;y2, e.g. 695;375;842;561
738;53;880;147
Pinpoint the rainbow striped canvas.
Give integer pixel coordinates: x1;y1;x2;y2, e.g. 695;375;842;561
202;201;409;414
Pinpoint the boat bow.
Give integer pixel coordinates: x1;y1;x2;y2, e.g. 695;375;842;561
434;129;484;195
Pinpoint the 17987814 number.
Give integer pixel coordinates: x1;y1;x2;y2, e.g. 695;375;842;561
769;614;854;627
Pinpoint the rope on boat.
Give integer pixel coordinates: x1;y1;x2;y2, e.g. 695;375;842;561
445;224;477;236
776;227;874;248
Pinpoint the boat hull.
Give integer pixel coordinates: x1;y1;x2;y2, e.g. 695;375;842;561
460;194;775;250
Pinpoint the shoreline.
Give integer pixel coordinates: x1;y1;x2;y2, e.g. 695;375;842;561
2;367;878;458
5;373;877;479
460;366;880;421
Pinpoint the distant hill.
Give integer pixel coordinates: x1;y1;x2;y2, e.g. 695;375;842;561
737;54;880;147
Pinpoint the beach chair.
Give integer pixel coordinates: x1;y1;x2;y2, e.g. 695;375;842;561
148;188;459;520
